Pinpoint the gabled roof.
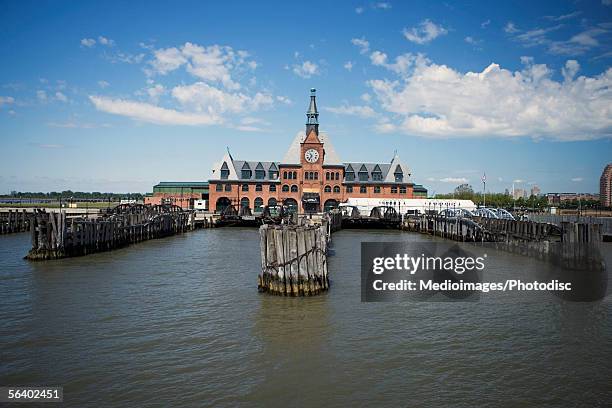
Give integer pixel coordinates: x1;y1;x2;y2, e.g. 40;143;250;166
281;131;342;165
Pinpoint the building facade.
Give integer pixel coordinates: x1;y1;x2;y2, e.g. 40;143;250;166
144;181;209;209
600;163;612;207
208;89;427;214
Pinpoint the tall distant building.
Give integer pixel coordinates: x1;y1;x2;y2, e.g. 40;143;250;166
513;188;525;200
530;185;541;197
600;163;612;207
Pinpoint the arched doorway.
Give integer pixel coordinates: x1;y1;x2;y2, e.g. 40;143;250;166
324;199;339;213
216;197;231;213
283;198;298;214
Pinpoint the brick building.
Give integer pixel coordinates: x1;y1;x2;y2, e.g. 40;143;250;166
208;89;427;214
600;163;612;207
144;181;209;209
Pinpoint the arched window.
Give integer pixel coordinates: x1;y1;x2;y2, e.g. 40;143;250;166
314;172;318;180
224;184;232;192
254;197;264;212
282;185;289;192
291;185;298;192
215;197;231;213
240;197;250;209
215;184;223;192
283;171;287;179
284;198;298;214
333;186;340;193
326;172;330;180
324;185;332;193
269;184;276;192
324;199;339;212
305;172;310;180
268;197;277;207
293;171;297;179
242;184;249;192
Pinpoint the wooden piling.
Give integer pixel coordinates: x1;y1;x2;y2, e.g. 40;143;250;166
258;224;329;296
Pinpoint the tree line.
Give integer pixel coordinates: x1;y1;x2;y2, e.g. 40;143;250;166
2;191;145;201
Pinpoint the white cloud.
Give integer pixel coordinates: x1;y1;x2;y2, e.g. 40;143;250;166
0;96;15;107
149;42;255;90
81;38;96;47
508;22;608;56
54;91;68;102
361;93;371;102
171;82;272;115
98;36;115;46
90;95;222;126
513;179;524;183
292;61;319;78
351;37;370;54
355;7;364;14
481;19;491;29
373;2;391;9
146;84;165;103
276;95;292;105
150;47;187;74
465;36;483;48
98;80;110;88
571;177;583;182
403;19;448;44
344;61;354;71
548;28;608;55
324;104;377;118
366;54;612;140
504;22;519;34
440;177;469;183
36;90;47;102
561;60;580;82
544;11;581;21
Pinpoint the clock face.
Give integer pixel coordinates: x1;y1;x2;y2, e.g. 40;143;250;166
304;149;319;163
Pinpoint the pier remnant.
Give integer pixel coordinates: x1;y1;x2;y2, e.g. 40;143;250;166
258;223;329;296
0;209;32;234
26;205;195;260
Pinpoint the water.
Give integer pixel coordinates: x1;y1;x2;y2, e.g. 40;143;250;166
1;229;611;407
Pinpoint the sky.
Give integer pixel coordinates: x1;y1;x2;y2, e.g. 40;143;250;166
0;0;610;195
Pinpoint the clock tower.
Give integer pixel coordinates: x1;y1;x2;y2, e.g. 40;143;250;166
300;88;325;212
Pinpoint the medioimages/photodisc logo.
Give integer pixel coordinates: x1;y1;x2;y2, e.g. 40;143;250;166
362;242;488;302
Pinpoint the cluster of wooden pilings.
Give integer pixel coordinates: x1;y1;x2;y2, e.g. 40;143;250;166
0;210;31;234
258;223;329;296
403;214;605;271
26;207;194;260
402;215;487;241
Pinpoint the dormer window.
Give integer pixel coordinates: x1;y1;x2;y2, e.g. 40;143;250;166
269;163;278;179
241;162;252;179
220;162;230;179
358;164;369;182
255;162;265;180
394;165;403;183
372;164;382;181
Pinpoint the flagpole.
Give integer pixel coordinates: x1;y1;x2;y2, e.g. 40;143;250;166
482;172;486;208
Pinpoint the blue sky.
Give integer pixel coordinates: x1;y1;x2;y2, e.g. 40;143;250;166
0;0;610;194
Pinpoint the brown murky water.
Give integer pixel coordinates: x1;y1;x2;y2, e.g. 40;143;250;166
1;229;611;407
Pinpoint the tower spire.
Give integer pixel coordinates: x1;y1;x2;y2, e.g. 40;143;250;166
306;88;319;136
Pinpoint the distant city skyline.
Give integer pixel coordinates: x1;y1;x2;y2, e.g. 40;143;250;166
0;1;610;194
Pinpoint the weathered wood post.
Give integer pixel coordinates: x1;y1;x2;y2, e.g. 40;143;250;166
258;224;329;296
